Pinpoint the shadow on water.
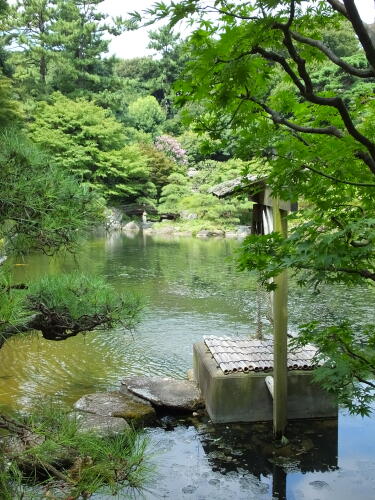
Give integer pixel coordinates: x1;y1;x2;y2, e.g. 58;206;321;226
129;415;339;500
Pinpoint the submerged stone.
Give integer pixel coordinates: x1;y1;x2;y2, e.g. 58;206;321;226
121;376;204;411
73;391;156;426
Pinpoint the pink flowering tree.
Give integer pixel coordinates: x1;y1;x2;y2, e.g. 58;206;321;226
155;134;188;167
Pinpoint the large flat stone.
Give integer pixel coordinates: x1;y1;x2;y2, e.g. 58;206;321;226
74;412;130;436
121;376;204;411
73;391;156;426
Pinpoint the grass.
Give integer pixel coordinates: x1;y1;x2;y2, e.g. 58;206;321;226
0;400;151;499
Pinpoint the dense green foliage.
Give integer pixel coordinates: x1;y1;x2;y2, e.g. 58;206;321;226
27;93;157;201
128;95;166;135
0;128;102;254
25;273;142;338
0;401;149;499
294;322;375;416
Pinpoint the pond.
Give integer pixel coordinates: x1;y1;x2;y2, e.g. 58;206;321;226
1;232;375;499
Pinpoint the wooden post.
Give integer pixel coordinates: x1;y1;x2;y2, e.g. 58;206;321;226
272;198;288;439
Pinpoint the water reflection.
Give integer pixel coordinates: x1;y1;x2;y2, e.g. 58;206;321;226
131;416;338;500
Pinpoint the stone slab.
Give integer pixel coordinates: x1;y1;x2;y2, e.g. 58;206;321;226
74;412;130;436
73;391;156;426
193;342;338;423
121;376;204;411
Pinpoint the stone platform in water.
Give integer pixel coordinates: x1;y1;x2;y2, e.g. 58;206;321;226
121;376;204;411
193;341;337;424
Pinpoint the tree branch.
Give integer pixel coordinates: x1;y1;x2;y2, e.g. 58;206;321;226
354;375;375;389
290;30;375;78
327;0;348;17
258;31;375;173
247;96;344;137
342;0;375;71
302;164;375;187
335;337;375;372
252;45;306;93
334;267;375;281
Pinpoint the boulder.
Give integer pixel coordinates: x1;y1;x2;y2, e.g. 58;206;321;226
175;231;193;237
196;230;210;238
105;208;124;231
237;225;251;236
156;225;175;234
123;221;140;232
73;391;156;426
121;376;204;412
1;431;44;455
209;229;224;237
180;211;198;220
74;412;130;436
196;229;224;238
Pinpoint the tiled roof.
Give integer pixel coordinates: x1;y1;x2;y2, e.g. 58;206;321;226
204;335;321;375
210;174;267;198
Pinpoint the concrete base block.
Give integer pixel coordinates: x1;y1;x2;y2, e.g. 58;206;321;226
193;342;338;423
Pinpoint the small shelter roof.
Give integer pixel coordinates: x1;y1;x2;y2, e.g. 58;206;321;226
210;174;268;198
204;336;322;375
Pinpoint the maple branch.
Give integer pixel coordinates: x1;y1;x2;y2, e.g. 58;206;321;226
290;30;375;78
247;96;344;137
257;31;375;174
343;0;375;71
327;0;348;17
302;164;375;187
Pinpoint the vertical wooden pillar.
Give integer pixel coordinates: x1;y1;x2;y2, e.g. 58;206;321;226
272;199;288;439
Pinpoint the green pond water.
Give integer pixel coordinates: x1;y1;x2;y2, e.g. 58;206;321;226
1;232;375;499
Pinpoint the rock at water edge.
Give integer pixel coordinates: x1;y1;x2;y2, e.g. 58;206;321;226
73;391;156;426
121;376;204;411
73;412;130;436
123;221;140;231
